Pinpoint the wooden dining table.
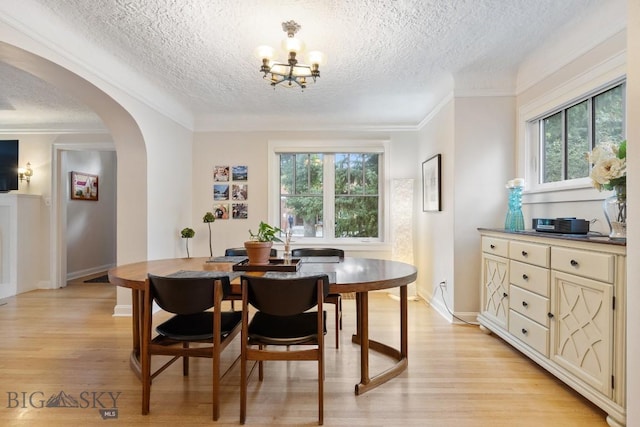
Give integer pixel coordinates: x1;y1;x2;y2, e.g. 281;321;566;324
108;256;417;395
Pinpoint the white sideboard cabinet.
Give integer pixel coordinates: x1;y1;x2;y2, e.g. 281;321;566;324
478;229;626;427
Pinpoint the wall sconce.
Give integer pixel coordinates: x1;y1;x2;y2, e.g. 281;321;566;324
18;162;33;183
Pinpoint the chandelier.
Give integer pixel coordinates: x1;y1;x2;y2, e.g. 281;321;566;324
257;20;324;89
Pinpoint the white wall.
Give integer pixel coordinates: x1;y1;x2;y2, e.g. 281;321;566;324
625;0;638;424
415;96;515;321
453;96;515;314
416;99;455;310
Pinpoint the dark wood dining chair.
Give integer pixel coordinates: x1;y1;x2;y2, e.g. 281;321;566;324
225;247;277;257
142;274;242;420
223;247;278;310
291;248;344;348
240;274;329;425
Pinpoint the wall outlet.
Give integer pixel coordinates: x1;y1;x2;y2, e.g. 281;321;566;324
439;279;447;289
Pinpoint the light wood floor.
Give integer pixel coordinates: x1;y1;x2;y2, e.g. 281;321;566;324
0;276;608;426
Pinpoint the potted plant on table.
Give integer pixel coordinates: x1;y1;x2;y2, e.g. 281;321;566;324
203;211;215;259
180;227;195;259
244;221;282;265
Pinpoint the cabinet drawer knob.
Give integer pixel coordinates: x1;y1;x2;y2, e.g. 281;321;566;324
502;292;508;298
522;301;528;307
570;259;579;267
521;250;528;257
522;274;529;280
490;244;496;249
548;312;554;319
521;328;528;335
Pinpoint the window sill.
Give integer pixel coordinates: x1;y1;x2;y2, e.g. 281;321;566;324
274;241;391;252
523;185;612;204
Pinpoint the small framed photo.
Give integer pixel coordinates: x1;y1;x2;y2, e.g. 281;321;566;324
213;184;229;201
232;184;248;201
232;165;248;181
213;203;229;219
232;203;248;219
213;166;229;182
70;171;99;201
422;154;441;212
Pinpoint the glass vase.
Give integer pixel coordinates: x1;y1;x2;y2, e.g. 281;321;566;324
505;185;524;231
603;185;626;240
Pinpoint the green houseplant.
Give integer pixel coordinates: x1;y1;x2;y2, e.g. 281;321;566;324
244;221;282;265
180;227;195;259
203;211;215;258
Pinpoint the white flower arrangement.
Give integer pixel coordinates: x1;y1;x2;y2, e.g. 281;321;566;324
587;140;626;192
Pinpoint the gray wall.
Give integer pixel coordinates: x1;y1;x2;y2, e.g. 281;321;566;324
63;150;116;279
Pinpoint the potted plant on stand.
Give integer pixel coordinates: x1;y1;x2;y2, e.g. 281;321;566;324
203;211;215;260
244;221;282;265
180;227;195;258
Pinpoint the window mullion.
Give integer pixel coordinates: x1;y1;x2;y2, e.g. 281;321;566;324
588;97;594;151
324;155;335;239
562;109;567;181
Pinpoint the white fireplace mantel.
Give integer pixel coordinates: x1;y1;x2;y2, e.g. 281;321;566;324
0;193;42;299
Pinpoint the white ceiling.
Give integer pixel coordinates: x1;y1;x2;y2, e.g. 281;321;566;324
0;0;621;132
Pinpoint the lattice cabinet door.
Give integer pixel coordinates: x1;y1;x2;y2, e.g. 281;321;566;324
550;271;613;397
481;253;510;329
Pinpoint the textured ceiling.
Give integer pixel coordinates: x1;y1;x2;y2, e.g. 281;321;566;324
0;0;616;132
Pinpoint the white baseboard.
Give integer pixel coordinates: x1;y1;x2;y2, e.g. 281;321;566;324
112;304;132;317
424;293;479;325
37;280;53;289
67;263;115;281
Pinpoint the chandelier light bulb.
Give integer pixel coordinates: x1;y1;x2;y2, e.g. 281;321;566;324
307;50;325;66
283;37;303;54
256;45;274;60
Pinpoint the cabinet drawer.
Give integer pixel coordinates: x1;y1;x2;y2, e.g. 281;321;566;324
509;260;550;297
509;310;549;357
509;241;549;268
551;247;614;283
509;285;550;327
482;236;508;258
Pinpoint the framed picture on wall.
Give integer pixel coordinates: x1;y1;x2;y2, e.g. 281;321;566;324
232;203;248;219
213;166;229;182
70;171;99;201
232;184;247;201
232;165;248;181
422;154;441;212
213;203;229;219
213;184;229;201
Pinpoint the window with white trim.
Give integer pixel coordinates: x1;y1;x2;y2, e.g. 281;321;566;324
269;141;388;244
532;82;625;188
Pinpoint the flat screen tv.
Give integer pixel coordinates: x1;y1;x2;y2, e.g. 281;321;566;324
0;140;19;192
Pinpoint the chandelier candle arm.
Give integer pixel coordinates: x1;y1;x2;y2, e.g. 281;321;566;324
257;20;324;90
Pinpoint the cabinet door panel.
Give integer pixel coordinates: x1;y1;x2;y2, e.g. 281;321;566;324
481;253;509;328
551;271;613;396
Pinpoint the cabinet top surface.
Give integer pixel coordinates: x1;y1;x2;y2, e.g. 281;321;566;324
478;228;626;247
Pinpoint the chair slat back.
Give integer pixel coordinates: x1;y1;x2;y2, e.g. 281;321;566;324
147;274;230;315
291;248;344;258
242;275;329;316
